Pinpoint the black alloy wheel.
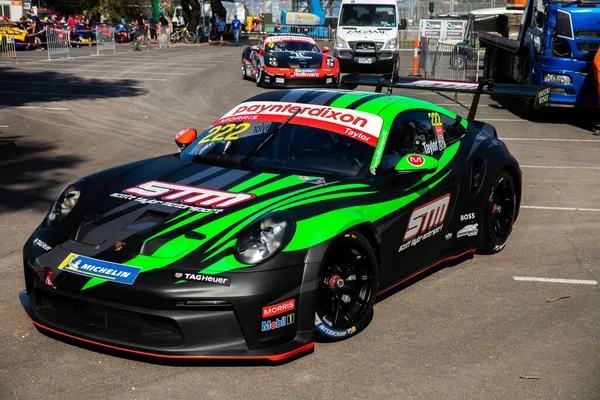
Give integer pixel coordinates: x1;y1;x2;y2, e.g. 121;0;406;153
315;230;378;341
479;170;517;254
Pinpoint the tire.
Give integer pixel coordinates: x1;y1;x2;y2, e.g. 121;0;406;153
314;230;378;342
255;66;263;87
184;32;196;44
478;170;517;254
241;62;247;79
170;34;178;44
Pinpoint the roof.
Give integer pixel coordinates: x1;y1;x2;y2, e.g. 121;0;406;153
245;89;456;118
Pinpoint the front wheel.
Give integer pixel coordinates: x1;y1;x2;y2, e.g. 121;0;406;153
478;170;517;254
184;32;196;44
315;230;378;341
170;33;178;44
255;66;263;87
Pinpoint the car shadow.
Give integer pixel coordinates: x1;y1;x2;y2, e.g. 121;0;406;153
0;135;85;213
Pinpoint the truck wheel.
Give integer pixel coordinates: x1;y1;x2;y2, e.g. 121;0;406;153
483;48;495;80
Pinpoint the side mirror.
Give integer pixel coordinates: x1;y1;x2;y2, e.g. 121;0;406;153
399;18;408;30
251;45;259;51
175;128;197;151
322;46;330;53
394;154;438;175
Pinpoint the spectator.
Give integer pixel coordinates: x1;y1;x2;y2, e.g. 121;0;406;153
67;14;76;45
232;14;241;46
216;16;225;45
149;17;157;40
136;11;148;47
593;48;600;135
81;10;90;43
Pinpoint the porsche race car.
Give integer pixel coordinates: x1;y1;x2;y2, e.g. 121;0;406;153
241;33;340;88
20;76;549;362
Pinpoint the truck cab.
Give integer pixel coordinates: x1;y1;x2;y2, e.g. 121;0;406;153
333;0;407;72
479;0;600;107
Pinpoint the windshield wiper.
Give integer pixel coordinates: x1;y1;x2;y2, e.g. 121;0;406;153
241;109;302;165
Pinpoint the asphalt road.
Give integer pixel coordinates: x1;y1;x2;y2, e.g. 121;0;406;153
1;44;599;400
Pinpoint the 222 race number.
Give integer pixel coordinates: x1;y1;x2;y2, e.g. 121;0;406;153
199;123;250;143
428;112;443;127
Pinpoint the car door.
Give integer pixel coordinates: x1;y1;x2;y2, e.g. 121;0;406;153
377;110;461;282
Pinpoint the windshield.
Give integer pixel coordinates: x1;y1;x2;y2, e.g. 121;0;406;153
340;4;396;27
180;102;383;178
265;40;320;52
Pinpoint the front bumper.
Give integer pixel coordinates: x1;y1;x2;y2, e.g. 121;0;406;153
262;67;339;88
537;56;599;107
334;44;397;72
20;252;318;361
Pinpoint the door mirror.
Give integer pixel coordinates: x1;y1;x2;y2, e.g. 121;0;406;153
394;154;438;175
399;18;408;30
175;128;197;151
322;46;330;53
251;45;259;51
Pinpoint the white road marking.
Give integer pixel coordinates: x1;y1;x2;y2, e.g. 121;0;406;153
17;106;70;111
0;125;9;128
521;205;600;212
0;79;142;88
76;76;166;81
521;165;600;170
502;138;600;142
513;276;598;285
0;90;100;97
9;67;187;75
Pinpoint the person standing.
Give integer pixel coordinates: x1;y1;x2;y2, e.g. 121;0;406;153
136;11;148;48
593;48;600;135
66;14;76;46
216;16;225;45
232;14;241;46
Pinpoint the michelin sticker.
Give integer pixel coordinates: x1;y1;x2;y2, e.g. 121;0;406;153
457;224;479;238
58;253;141;285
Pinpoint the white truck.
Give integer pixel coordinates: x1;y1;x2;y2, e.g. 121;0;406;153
333;0;407;72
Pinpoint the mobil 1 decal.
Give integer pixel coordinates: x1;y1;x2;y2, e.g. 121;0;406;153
214;101;384;147
261;298;296;332
399;194;450;252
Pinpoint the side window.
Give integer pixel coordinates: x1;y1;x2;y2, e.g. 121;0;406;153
439;114;466;145
380;111;440;170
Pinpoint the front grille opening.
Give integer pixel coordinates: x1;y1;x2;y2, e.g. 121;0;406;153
36;290;184;348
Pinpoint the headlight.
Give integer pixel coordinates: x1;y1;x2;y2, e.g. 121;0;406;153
383;38;397;50
47;181;84;225
326;57;335;67
335;36;350;49
268;57;278;67
543;73;572;84
234;211;296;265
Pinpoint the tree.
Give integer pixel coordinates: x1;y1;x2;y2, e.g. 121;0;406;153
210;0;226;23
180;0;200;32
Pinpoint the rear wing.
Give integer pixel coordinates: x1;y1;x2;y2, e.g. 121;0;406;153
339;74;550;122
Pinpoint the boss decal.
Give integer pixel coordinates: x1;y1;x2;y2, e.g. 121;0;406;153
173;272;231;286
123;181;255;208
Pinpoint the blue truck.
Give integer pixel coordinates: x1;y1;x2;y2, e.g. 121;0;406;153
479;0;600;107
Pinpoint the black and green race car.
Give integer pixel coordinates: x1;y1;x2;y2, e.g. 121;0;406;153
20;76;547;362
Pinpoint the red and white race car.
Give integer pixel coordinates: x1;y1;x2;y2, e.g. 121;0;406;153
241;33;340;88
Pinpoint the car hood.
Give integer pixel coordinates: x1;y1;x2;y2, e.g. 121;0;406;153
49;155;376;274
270;51;323;68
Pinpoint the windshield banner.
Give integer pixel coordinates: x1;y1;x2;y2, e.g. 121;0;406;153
265;36;316;44
214;101;384;147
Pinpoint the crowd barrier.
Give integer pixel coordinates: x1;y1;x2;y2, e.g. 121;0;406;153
263;24;334;40
419;38;479;82
46;29;69;60
158;26;171;49
95;27;116;55
0;33;17;63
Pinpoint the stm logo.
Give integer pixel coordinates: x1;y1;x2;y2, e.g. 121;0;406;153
403;194;450;241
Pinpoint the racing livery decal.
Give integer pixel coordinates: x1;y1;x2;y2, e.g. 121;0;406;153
262;299;295;318
399;194;450;252
58;253;141;285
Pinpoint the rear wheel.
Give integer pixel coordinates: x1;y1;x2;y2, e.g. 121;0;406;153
478;170;517;254
184;32;196;44
315;230;378;341
241;62;247;79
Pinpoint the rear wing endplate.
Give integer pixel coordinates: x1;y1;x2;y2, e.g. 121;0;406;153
339;74;550;122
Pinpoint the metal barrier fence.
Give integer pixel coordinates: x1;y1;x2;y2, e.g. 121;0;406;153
419;38;479;82
95;27;116;55
263;24;334;40
0;33;17;63
46;29;70;60
159;25;171;49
